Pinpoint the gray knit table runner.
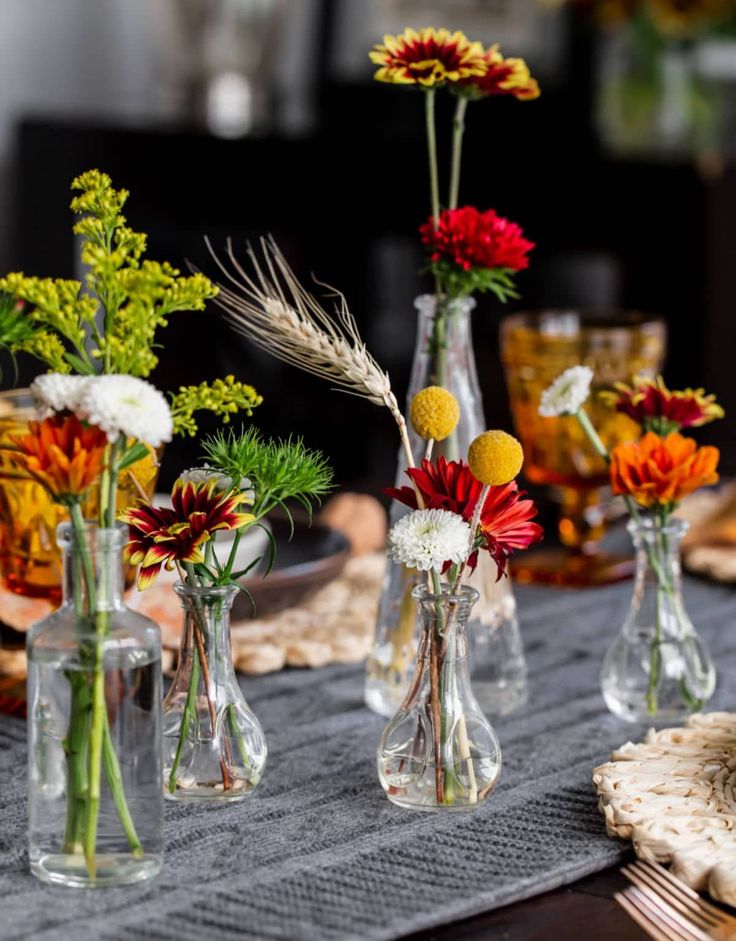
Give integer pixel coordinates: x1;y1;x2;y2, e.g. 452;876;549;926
2;576;735;941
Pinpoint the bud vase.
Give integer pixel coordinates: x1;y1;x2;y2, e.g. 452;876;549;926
601;516;716;722
366;294;528;718
27;522;163;887
377;585;502;811
163;583;266;800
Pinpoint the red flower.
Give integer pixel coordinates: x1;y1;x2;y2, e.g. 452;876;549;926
386;457;542;577
601;376;724;433
419;206;535;273
459;45;540;100
121;479;254;589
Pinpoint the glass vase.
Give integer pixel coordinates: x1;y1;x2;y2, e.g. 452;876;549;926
377;584;502;811
366;294;528;718
601;516;716;723
27;522;163;887
163;583;266;801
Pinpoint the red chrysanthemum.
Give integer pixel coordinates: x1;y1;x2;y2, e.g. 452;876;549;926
121;479;254;589
419;206;535;273
459;44;540;100
600;376;724;434
385;457;542;577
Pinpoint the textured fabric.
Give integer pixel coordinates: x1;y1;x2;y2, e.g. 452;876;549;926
2;576;735;941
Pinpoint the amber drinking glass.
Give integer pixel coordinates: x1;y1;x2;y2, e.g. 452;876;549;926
0;388;161;603
500;311;666;586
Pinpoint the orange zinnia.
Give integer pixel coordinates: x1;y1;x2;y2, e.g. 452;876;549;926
10;414;107;502
610;431;719;509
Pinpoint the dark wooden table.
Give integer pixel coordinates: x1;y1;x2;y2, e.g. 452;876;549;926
408;866;647;940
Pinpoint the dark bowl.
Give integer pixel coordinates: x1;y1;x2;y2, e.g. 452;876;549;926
234;515;351;619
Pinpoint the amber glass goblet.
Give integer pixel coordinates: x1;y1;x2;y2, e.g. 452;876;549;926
500;311;666;586
0;388;161;603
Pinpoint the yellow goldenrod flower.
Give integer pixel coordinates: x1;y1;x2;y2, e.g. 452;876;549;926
369;27;486;88
468;430;523;485
410;386;460;441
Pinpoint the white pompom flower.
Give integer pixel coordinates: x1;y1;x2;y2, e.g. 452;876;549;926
387;508;471;572
539;366;594;418
31;373;90;417
77;375;173;447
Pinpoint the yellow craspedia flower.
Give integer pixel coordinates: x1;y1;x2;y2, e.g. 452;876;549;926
468;430;523;485
410;386;460;441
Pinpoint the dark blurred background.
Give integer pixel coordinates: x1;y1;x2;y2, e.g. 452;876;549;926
3;0;736;492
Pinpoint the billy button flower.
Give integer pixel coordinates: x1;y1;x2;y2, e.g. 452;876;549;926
410;386;460;441
369;27;486;87
121;479;254;589
8;414;108;504
468;430;524;486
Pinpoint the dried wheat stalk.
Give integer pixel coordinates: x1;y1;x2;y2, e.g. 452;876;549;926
203;236;419;476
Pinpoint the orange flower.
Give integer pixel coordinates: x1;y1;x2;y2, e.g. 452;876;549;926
369;28;486;87
10;414;107;502
610;431;719;509
458;45;540;100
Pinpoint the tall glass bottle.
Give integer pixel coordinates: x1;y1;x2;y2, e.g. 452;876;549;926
601;516;716;722
377;585;502;811
27;523;163;887
365;294;527;717
163;583;266;800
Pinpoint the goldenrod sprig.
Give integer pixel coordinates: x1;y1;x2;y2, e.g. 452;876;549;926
171;375;263;437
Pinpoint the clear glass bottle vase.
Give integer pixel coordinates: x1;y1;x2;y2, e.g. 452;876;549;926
377;584;502;811
601;515;716;723
163;583;266;800
365;294;528;717
27;522;163;887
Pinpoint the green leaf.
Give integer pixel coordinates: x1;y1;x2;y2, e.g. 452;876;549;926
118;442;150;470
63;351;95;375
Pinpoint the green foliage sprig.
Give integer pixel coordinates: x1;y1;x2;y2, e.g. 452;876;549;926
0;170;218;377
201;426;334;522
427;258;521;303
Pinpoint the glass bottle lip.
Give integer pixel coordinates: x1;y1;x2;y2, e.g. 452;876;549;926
626;514;689;539
57;520;129;550
414;294;477;316
174;581;239;601
412;583;480;605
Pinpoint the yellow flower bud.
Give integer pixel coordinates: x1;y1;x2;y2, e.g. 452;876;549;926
468;430;523;485
409;386;460;441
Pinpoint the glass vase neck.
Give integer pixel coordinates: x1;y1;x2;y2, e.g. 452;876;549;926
174;581;238;663
57;521;127;613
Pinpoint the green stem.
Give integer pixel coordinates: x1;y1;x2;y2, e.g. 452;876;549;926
168;642;200;793
102;716;143;857
449;96;468;210
425;89;441;229
575;407;609;463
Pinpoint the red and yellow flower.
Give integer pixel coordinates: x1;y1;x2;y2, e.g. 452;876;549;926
458;44;540;100
420;206;535;273
121;479;254;589
601;376;724;433
386;456;542;576
9;414;107;502
610;431;719;509
370;27;486;87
